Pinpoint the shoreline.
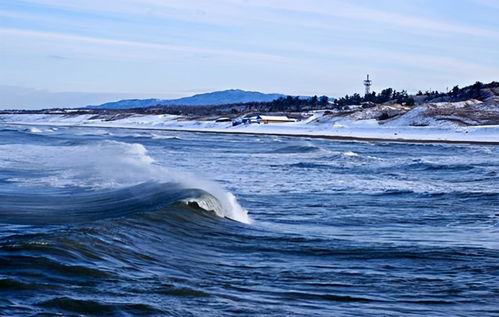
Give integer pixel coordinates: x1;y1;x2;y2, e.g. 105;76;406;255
4;121;499;146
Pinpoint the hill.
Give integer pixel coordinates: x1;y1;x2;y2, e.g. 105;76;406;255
86;89;286;109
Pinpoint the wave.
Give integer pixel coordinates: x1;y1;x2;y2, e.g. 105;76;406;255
343;151;359;157
0;182;238;225
0;127;23;133
407;162;476;172
37;297;163;315
27;127;43;133
76;129;112;136
126;133;181;140
150;134;181;140
272;145;322;154
0;141;250;223
288;162;333;169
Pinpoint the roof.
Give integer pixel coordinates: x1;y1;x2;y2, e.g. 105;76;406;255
259;115;296;121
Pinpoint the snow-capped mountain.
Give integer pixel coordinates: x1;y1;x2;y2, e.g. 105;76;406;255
86;89;286;109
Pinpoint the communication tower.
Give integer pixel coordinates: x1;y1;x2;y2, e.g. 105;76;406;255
364;74;372;95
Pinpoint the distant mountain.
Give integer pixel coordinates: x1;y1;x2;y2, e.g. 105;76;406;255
87;98;162;109
86;89;287;109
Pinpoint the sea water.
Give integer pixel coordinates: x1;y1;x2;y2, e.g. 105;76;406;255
0;125;498;316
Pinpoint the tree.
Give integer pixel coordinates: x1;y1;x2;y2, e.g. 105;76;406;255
377;88;393;103
470;81;483;100
405;97;415;107
319;95;329;106
309;95;318;105
364;91;376;102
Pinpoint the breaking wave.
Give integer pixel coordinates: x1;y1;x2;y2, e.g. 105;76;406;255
0;182;244;225
0;141;250;224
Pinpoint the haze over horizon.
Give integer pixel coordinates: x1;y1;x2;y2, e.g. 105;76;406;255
1;0;498;109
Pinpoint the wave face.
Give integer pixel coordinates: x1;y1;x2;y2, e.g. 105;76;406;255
0;182;225;225
1;125;498;316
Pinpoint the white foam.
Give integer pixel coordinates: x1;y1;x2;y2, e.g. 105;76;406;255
28;127;43;133
343;151;359;157
150;134;181;140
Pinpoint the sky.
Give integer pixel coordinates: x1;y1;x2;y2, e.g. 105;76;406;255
0;0;498;109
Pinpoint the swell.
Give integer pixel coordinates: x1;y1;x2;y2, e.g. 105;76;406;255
271;145;322;154
406;162;478;172
0;182;225;225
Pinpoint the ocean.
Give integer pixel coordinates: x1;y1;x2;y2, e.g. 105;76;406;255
0;125;498;316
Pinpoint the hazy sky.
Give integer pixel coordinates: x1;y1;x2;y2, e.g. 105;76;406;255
1;0;498;109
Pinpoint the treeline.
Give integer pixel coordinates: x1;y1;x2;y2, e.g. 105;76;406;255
333;88;415;109
265;95;329;112
137;95;333;115
417;81;498;102
141;96;329;116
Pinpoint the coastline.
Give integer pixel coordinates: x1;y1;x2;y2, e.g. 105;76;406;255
3;119;499;146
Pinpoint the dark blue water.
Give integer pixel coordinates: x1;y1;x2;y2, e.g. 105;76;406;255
0;125;498;316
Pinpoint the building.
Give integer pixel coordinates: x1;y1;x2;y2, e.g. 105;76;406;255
258;115;297;124
237;114;298;125
215;117;232;122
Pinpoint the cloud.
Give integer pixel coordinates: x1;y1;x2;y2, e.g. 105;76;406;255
15;0;499;38
10;0;251;26
0;27;288;62
4;25;495;80
237;0;499;38
47;54;68;60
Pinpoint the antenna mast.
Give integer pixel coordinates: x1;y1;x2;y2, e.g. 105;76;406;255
364;74;372;96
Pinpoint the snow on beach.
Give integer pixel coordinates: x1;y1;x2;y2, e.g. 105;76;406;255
1;101;498;144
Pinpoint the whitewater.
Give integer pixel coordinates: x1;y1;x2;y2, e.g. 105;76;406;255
0;124;498;316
